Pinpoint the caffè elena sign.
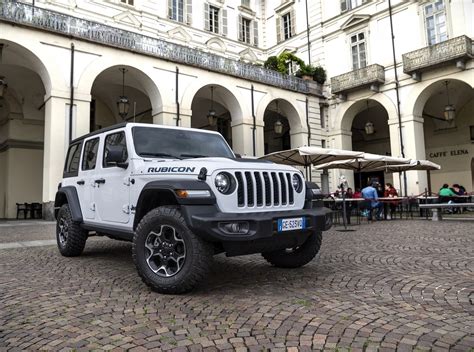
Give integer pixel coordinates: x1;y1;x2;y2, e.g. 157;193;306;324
429;149;469;158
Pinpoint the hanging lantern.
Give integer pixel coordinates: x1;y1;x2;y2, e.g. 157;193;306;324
117;68;130;120
365;121;375;135
274;119;283;134
443;81;455;121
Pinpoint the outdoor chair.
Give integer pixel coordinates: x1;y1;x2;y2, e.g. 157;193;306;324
31;203;43;219
16;203;31;219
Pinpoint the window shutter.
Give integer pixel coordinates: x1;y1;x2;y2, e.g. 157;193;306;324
276;16;281;43
253;20;258;46
290;9;295;37
340;0;347;12
222;9;228;36
238;15;243;41
186;0;192;24
204;3;210;31
168;0;173;19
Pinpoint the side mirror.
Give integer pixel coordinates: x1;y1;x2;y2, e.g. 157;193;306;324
235;154;242;159
105;145;128;169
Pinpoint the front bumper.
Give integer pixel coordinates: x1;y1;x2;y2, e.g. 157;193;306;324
181;205;332;256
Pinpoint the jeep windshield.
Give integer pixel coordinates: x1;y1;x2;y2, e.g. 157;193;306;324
132;127;235;159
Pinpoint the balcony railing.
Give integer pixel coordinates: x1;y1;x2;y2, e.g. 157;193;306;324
0;1;310;94
402;35;473;74
331;64;385;95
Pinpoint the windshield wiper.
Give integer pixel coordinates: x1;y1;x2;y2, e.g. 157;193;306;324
140;152;182;159
180;153;208;158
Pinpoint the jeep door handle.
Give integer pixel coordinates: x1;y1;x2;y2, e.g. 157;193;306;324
94;178;106;184
76;180;85;185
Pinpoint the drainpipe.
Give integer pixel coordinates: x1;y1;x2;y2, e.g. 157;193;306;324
305;98;312;181
69;43;74;142
304;0;311;65
175;67;180;126
251;85;256;157
388;0;407;196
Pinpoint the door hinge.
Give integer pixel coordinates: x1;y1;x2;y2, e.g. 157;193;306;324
90;203;95;211
122;205;130;214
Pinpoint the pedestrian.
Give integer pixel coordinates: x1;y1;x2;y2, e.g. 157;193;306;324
361;181;383;221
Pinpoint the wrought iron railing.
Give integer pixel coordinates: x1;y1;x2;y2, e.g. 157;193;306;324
402;35;473;73
0;1;310;94
330;64;385;94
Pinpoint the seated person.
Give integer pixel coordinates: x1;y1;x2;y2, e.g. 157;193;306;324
384;183;398;219
439;183;457;203
361;182;383;220
353;188;362;198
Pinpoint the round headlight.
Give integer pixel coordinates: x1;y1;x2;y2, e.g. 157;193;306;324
215;172;234;194
292;174;303;193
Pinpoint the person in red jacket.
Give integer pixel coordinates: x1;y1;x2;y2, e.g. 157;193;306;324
384;183;398;219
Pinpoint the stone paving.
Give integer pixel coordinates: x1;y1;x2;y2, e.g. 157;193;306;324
0;220;473;351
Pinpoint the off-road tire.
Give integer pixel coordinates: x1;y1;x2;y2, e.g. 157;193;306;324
132;206;213;294
56;204;88;257
262;231;322;268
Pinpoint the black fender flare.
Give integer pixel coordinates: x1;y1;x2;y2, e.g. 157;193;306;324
54;186;83;222
133;180;216;230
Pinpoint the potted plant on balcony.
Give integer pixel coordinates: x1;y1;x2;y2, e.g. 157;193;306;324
296;64;327;84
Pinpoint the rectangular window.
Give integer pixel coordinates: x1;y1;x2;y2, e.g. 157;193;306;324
64;142;82;177
351;32;366;70
209;6;219;34
82;138;100;171
103;132;128;168
121;0;134;5
282;13;292;40
424;0;447;45
241;18;251;44
170;0;184;22
341;0;367;12
241;0;250;7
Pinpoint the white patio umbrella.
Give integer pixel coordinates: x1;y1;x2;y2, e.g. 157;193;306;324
315;153;412;172
259;146;364;167
315;153;412;194
370;159;441;194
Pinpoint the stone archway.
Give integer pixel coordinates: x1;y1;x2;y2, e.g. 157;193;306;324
417;79;474;191
189;84;243;152
0;41;49;218
90;66;157;130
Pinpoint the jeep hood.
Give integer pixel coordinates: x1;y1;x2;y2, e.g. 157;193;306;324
133;157;299;176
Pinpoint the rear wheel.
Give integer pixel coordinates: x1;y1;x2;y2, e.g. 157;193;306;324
132;206;213;294
262;231;322;268
56;204;88;257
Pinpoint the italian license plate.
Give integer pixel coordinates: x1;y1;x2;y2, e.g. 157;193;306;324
277;217;306;232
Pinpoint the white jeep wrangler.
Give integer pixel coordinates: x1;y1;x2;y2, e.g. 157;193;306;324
55;123;332;293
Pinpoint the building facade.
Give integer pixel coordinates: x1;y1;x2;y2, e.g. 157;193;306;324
0;0;472;219
0;0;324;219
318;0;473;195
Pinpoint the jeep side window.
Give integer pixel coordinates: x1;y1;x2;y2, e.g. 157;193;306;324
81;138;100;171
63;142;82;177
103;131;128;168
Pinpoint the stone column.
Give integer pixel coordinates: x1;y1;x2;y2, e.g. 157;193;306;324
231;119;258;157
153;105;178;125
42;93;71;220
388;115;427;196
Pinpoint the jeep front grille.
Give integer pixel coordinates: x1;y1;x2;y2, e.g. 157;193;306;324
234;171;294;208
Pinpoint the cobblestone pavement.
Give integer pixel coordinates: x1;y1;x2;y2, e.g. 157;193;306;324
0;220;473;351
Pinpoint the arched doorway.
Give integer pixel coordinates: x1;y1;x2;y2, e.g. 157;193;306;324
190;85;240;148
0;41;49;218
419;79;474;192
90;66;155;131
349;99;391;190
263;99;291;154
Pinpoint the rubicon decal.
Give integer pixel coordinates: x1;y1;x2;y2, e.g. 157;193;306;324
147;167;196;173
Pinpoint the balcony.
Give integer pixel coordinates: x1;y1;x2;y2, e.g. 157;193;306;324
331;64;385;95
0;1;310;94
402;35;473;79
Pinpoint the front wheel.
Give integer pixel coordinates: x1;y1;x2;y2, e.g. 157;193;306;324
262;231;322;268
132;206;213;294
56;204;88;257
